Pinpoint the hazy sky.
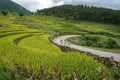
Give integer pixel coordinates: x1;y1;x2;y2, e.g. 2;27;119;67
11;0;120;12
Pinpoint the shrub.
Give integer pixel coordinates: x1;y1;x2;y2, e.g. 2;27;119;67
103;38;117;48
80;35;100;46
78;36;119;49
2;11;8;16
85;40;93;46
80;35;99;42
19;13;24;17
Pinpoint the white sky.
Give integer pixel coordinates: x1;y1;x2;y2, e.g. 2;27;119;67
11;0;64;12
11;0;120;12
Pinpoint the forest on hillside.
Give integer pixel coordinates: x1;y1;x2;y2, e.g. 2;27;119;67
37;5;120;25
0;0;30;15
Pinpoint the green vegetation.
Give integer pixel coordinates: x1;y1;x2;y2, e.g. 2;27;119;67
0;13;120;79
1;11;8;16
69;35;119;48
37;5;120;25
68;35;120;53
18;13;24;17
0;0;31;15
103;38;118;48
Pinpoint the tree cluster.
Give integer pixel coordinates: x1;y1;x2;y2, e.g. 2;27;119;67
1;11;8;16
37;5;120;25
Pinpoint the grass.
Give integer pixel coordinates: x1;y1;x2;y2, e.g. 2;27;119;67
0;33;112;79
68;35;120;53
0;14;120;79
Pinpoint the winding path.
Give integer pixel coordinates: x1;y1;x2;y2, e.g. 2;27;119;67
53;35;120;61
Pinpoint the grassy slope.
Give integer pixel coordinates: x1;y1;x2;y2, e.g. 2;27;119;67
68;35;120;53
0;15;119;79
23;15;120;53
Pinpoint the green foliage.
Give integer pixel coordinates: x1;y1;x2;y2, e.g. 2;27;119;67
19;13;24;17
68;35;119;49
113;67;120;79
81;35;99;42
103;38;117;48
0;32;111;79
1;11;8;16
0;0;31;15
37;5;120;25
0;15;114;79
80;35;100;46
0;14;120;79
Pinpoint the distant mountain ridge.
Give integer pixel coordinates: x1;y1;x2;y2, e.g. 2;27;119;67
0;0;31;15
37;5;120;25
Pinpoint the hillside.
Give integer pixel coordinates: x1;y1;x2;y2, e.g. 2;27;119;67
0;15;118;80
37;5;120;25
0;0;120;78
0;0;31;15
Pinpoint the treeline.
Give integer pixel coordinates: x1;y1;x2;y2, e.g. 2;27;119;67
37;5;120;25
0;10;26;17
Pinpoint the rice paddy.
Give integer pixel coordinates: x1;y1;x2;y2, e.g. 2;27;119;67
0;15;119;79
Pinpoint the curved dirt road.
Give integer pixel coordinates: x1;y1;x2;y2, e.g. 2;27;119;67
53;35;120;61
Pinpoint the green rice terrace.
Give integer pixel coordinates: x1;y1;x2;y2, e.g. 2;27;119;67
0;15;120;80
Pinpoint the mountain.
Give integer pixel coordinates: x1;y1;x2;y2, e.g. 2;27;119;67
0;0;31;15
37;5;120;25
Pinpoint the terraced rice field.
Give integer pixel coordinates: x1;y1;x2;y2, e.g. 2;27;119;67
0;15;117;79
